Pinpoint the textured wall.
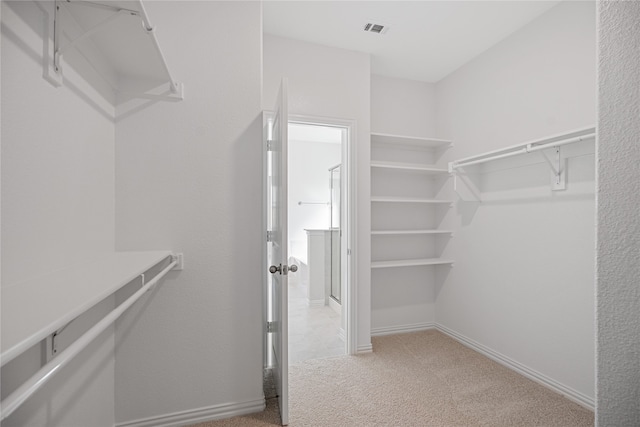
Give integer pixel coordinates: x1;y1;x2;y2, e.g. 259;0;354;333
596;1;640;424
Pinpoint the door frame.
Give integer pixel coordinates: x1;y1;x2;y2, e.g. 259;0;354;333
262;112;358;370
288;114;357;356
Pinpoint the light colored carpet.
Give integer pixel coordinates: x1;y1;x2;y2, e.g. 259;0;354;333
190;330;593;426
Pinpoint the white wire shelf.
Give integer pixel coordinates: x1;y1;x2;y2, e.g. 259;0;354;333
371;258;454;269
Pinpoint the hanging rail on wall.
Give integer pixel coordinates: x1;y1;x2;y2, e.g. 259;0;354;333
0;254;180;421
448;126;596;195
50;0;184;100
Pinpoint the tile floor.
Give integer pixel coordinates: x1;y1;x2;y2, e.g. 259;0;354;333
288;275;345;365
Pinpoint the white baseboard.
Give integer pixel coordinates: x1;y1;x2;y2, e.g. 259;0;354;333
328;297;341;314
307;298;325;307
371;322;435;337
435;323;595;411
115;397;266;427
357;343;373;353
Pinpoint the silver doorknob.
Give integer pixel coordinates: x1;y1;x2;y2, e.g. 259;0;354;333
288;264;298;273
269;265;281;274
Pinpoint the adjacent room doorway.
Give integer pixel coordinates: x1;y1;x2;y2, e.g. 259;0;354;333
286;120;350;364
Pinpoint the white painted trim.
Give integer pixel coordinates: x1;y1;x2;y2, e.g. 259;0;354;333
435;323;595;411
371;322;435;337
115;398;266;427
307;299;325;307
287;114;358;357
357;343;373;354
328;296;341;314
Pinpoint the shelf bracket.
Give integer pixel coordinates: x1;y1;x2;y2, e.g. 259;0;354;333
537;146;566;191
44;319;73;363
452;168;482;202
49;0;184;102
53;1;132;78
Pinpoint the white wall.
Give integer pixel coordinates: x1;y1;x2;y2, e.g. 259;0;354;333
369;74;443;333
435;0;596;406
113;1;264;424
371;74;437;137
1;1;116;426
263;35;372;352
596;1;640;424
288;139;341;263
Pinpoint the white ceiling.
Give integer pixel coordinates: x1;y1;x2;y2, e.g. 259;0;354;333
263;1;561;83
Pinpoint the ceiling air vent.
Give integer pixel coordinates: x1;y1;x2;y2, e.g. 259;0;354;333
364;23;387;34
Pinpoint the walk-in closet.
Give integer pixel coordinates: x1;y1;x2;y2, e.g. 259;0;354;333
2;1;639;426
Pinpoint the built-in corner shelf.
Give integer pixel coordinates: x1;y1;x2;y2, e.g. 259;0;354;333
370;161;449;174
371;196;453;204
1;251;174;366
371;132;452;149
371;230;453;236
371;258;454;269
370;131;454;273
46;0;184;101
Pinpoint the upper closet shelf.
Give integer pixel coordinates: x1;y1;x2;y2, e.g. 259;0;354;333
372;229;453;235
371;258;454;269
448;126;595;195
48;0;184;101
371;132;452;149
371;196;453;204
370;161;449;174
1;251;175;367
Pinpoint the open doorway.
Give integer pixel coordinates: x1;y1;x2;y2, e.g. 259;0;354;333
287;121;349;364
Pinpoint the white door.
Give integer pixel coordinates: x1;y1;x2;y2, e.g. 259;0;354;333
265;78;292;425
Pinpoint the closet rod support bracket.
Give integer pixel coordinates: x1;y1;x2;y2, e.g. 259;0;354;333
539;146;566;191
171;253;184;271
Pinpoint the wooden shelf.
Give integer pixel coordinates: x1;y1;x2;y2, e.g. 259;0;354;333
371;196;453;204
371;258;454;269
372;230;453;235
1;251;173;366
370;161;449;174
371;132;452;148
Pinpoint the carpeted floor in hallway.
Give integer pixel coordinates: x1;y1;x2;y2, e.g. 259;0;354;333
190;330;594;426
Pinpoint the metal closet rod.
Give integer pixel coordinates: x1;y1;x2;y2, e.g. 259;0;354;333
0;257;178;421
450;131;596;170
